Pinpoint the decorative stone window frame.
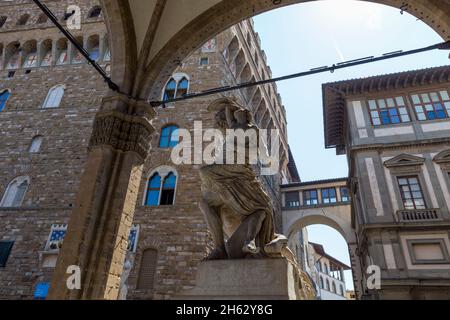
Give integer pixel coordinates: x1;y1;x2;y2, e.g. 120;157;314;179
406;238;450;265
433;149;450;190
142;166;178;206
384;154;433;211
0;175;30;207
42;84;65;109
399;233;450;270
161;73;190;103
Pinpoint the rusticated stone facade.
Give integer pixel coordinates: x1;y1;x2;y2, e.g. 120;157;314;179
0;0;290;299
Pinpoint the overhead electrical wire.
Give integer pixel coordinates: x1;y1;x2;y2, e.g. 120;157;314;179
32;0;450;108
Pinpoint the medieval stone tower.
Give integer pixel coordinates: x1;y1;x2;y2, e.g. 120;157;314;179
0;0;291;299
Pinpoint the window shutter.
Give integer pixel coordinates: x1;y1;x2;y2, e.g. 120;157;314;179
137;249;158;290
0;241;14;267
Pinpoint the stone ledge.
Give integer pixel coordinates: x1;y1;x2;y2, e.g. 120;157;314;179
173;258;310;300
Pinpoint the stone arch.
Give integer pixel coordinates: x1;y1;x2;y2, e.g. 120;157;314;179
55;38;68;65
115;0;450;100
99;1;137;94
22;40;37;68
239;63;251;84
284;209;354;244
142;165;179;206
250;87;261;113
255;100;267;126
5;41;20;70
39;39;53;67
233;49;246;77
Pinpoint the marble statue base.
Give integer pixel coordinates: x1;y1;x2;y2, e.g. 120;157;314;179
174;258;304;300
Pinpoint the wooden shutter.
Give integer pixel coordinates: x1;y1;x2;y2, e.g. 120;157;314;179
0;241;14;267
137;249;158;290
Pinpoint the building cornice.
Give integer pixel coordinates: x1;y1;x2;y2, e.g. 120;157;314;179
322;65;450;152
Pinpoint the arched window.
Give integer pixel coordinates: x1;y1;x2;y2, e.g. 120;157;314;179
17;14;30;26
144;168;177;206
137;248;158;290
42;85;64;108
88;6;102;19
326;279;330;291
320;276;324;289
40;40;53;67
0;90;11;112
162;75;190;100
160;173;176;205
340;285;344;296
145;173;161;206
22;41;37;68
0;16;7;28
176;78;189;98
6;43;20;70
56;39;69;65
29;136;43;153
332;282;336;293
163;78;177;100
159;125;179;148
0;176;29;207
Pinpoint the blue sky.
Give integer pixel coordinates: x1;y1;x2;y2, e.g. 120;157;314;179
253;0;449;291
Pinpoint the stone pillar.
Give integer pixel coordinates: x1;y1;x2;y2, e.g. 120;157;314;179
47;95;154;300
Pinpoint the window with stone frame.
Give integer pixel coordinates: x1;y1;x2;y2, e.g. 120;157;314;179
145;168;177;206
0;176;29;207
397;176;426;210
29;135;43;153
410;90;450;121
367;96;410;126
159;125;179;148
321;188;337;204
0;90;11;112
42;85;64;109
285;191;300;208
163;75;189;100
340;187;350;202
303;189;318;206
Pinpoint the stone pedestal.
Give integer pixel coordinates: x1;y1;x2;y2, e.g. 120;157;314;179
174;259;304;300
